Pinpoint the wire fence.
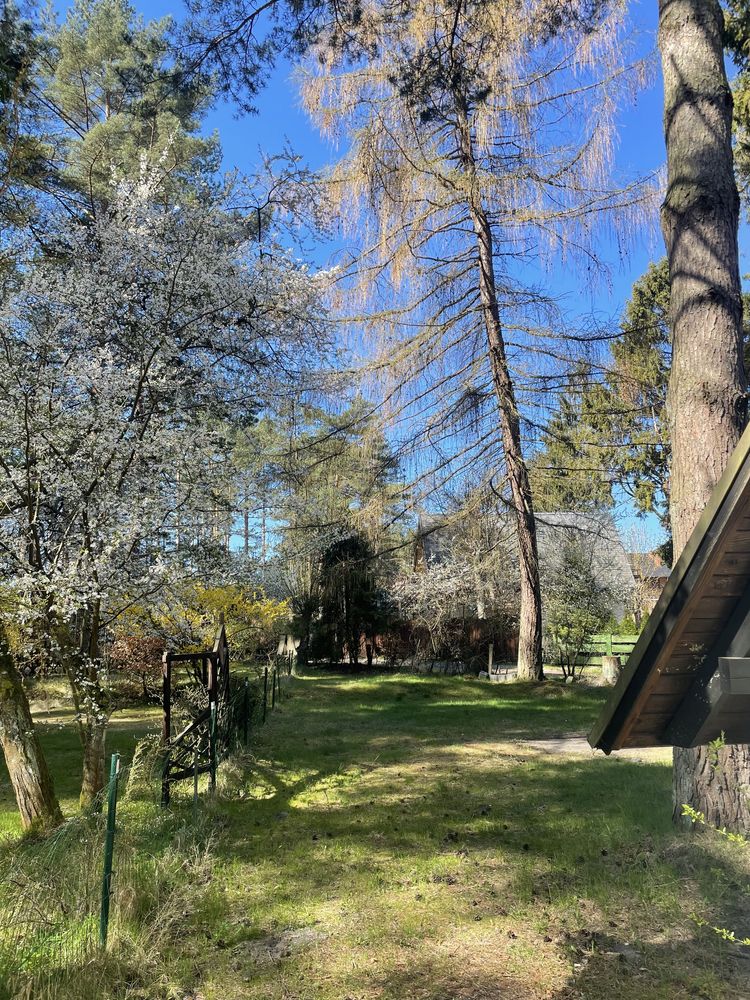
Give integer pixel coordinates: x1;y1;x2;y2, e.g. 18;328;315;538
0;657;293;1000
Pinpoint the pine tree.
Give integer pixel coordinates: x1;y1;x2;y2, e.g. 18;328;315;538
534;262;671;531
0;4;50;260
725;0;750;200
4;0;218;227
530;369;614;514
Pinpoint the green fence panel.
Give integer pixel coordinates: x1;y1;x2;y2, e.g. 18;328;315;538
572;633;639;667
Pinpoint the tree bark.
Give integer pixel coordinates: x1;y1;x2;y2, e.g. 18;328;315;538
79;718;106;810
63;606;109;809
673;741;750;830
0;653;62;830
601;655;622;685
659;0;750;831
454;110;543;682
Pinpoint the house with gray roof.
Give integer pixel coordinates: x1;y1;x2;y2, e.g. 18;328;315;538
627;551;671;617
415;509;636;623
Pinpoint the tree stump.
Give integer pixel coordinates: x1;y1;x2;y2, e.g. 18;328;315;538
602;655;622;685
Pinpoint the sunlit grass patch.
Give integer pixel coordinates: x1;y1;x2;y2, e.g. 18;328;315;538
0;671;746;998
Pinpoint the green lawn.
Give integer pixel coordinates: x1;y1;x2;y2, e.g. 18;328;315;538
3;672;749;999
0;700;161;838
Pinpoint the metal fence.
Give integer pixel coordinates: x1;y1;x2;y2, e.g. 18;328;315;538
0;757;153;1000
0;659;292;1000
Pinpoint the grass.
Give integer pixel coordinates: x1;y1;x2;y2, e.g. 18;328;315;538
0;695;161;838
2;671;749;999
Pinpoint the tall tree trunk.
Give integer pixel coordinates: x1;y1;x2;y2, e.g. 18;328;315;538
0;653;62;830
659;0;750;831
454;111;543;682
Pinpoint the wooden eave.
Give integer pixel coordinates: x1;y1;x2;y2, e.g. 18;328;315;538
590;423;750;752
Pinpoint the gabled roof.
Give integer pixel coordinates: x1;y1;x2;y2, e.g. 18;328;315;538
628;553;671;580
641;565;671;581
590;423;750;752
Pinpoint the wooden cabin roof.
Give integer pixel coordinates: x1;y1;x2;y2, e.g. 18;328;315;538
590;423;750;752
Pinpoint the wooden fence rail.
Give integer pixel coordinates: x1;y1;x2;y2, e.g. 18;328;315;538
578;633;639;667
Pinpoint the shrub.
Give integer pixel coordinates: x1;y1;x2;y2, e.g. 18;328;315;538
154;584;291;662
543;535;617;679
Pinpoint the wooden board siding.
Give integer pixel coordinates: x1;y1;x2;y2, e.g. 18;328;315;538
590;422;750;752
667;658;750;746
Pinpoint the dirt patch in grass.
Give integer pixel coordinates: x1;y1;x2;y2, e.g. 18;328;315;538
519;736;672;764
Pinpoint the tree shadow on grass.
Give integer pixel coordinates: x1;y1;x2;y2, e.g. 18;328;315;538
9;673;744;999
364;925;746;1000
160;673;746;998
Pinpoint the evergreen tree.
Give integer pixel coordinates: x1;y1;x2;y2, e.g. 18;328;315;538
1;0;219;234
530;369;613;513
725;0;750;200
41;0;218;213
246;398;405;661
0;4;50;259
534;256;749;563
532;261;670;542
606;259;671;528
312;533;387;666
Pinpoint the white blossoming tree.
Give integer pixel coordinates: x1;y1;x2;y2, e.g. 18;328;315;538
0;166;328;817
392;519;519;666
391;559;479;663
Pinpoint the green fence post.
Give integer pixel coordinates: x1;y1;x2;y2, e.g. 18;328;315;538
243;678;250;744
209;703;217;793
99;752;120;949
263;667;268;723
193;744;199;821
271;667;277;709
606;634;613;656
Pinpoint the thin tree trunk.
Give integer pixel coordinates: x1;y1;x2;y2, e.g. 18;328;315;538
70;604;108;809
80;719;106;810
454;110;543;682
659;0;750;831
0;653;62;829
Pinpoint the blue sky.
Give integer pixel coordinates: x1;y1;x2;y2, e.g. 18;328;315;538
104;0;750;546
186;0;671;319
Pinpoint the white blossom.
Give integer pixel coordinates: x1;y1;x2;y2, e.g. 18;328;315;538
0;169;330;698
